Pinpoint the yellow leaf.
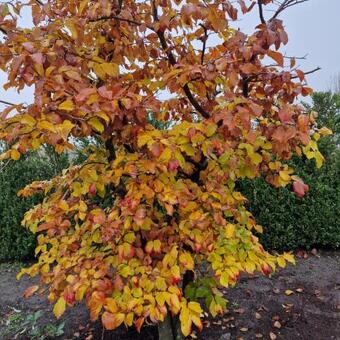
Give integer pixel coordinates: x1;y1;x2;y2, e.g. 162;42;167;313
10;149;20;160
79;0;89;15
319;127;332;135
188;301;202;314
225;224;235;238
244;261;256;274
315;151;324;168
105;298;118;313
220;272;229;287
283;252;295;264
179;252;194;270
37;120;56;132
58;100;74;111
93;63;106;80
285;289;294;296
277;257;286;268
21;115;36;126
102;63;119;77
179;307;192;336
206;123;217;137
75;285;88;301
53;297;66;319
88;117;105;133
181;143;195;156
137;133;152;147
159;147;172;162
250;152;263;165
279;170;291;182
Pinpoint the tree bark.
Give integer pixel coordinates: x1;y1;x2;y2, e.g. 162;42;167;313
158;313;175;340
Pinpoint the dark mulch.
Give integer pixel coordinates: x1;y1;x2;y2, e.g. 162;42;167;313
1;250;339;340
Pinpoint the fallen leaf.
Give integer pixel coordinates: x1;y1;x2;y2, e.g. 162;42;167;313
274;321;281;329
285;289;294;296
296;288;304;293
234;308;245;314
269;332;277;340
240;327;248;332
273;288;280;294
255;312;262;319
23;285;39;298
255;334;263;338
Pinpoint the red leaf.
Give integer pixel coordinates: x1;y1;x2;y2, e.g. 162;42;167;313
292;179;309;198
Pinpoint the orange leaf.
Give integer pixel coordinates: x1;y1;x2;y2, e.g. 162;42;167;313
23;285;39;298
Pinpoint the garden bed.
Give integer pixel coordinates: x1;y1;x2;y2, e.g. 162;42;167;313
0;250;339;340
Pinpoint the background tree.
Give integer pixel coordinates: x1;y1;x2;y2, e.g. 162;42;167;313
0;0;329;339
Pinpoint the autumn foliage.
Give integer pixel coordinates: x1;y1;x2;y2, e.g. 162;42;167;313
0;0;331;337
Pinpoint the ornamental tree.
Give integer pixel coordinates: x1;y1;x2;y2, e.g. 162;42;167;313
0;0;330;338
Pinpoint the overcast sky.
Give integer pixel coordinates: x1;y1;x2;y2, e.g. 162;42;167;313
0;0;339;108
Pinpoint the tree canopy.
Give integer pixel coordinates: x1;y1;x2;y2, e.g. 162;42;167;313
0;0;330;337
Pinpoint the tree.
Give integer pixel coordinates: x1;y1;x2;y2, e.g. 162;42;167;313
0;0;330;338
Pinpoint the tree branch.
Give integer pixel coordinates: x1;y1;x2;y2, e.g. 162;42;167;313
105;138;116;161
270;0;309;21
291;66;321;79
151;1;210;119
199;24;208;65
0;99;17;106
258;0;266;24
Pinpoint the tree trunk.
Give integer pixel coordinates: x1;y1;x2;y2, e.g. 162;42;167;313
158;270;194;340
158;313;175;340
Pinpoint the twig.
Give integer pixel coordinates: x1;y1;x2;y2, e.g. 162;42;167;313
270;0;309;21
291;66;321;79
0;99;17;106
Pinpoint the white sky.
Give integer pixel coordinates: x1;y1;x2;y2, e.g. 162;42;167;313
0;0;339;108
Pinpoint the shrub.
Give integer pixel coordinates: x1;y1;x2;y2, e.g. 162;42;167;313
0;151;68;261
239;92;340;250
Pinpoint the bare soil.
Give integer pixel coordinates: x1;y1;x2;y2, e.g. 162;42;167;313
0;250;339;340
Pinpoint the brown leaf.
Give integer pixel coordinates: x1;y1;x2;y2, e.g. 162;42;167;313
23;285;39;298
234;308;245;314
269;332;277;340
273;321;281;329
267;50;284;67
255;312;262;320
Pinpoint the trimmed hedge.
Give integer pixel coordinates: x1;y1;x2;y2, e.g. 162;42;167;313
239;92;340;250
0;152;67;262
239;155;340;250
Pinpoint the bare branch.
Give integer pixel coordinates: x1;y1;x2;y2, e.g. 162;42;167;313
291;66;321;79
258;0;266;24
199;24;208;65
151;1;210;119
270;0;310;21
0;99;17;106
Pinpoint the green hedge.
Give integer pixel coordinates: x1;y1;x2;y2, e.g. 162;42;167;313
0;152;67;262
239;92;340;251
239;155;340;250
